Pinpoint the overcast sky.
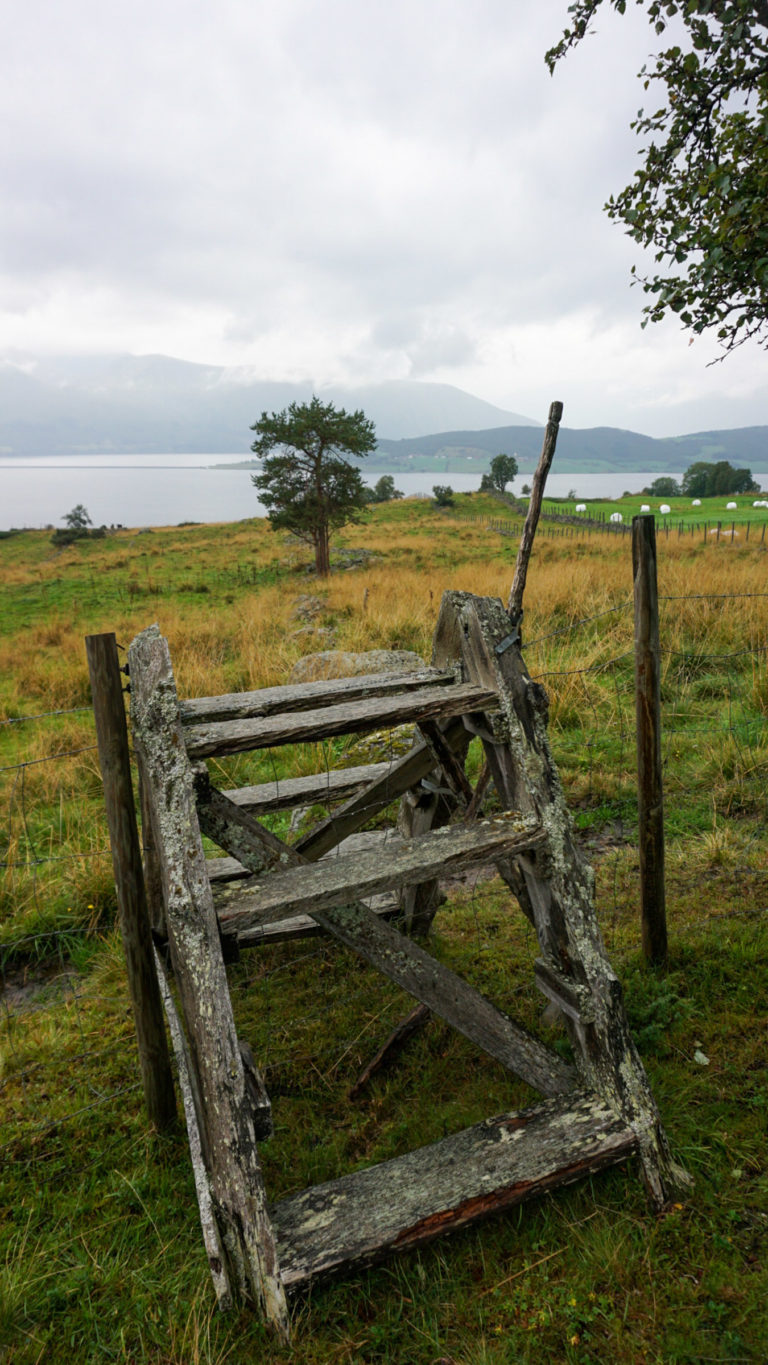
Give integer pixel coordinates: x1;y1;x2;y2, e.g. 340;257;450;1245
2;0;766;437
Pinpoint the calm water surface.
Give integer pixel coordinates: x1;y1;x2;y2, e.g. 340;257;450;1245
0;455;661;531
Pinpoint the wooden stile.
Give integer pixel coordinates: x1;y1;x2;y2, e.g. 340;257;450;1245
111;490;688;1338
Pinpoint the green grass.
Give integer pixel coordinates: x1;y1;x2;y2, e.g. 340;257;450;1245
1;505;768;1362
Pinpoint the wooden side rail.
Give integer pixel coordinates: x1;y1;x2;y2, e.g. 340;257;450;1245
179;667;457;724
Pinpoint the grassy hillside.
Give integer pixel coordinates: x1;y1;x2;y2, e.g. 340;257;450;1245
1;497;767;1363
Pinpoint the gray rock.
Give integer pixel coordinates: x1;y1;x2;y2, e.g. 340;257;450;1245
289;648;425;684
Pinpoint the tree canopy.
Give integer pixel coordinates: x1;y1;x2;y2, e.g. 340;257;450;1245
64;504;92;530
645;476;682;497
251;397;376;576
547;1;768;354
368;474;404;503
681;459;758;496
481;453;519;495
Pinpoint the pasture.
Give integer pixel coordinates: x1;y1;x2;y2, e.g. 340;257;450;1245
1;496;767;1363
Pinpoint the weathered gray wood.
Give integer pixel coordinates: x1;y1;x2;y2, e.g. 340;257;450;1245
229;893;401;948
217;762;393;816
195;773;293;878
417;719;474;804
153;947;232;1311
396;783;450;935
85;632;176;1133
207;831;400;886
272;1092;636;1287
239;1040;273;1142
139;766;167;939
218;813;546;932
534;959;594;1025
507;400;563;623
204;796;569;1094
179;668;455;724
184;683;498;758
432;591;690;1208
632;515;668;967
128;626;290;1339
215;816;571;1098
295;717;467;860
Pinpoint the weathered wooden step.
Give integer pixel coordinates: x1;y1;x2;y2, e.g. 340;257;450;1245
217;812;543;934
218;892;401;948
184;683;498;759
212;762;393;816
271;1091;637;1288
179;668;456;725
208;829;400;886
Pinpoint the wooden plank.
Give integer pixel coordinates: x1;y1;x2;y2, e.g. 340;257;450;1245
217;762;393;816
179;668;456;724
85;632;176;1133
207;830;401;885
432;590;691;1208
184;683;499;759
295;717;467;860
209;806;570;1093
272;1092;636;1287
231;894;401;948
153;947;232;1311
128;626;290;1339
218;812;546;932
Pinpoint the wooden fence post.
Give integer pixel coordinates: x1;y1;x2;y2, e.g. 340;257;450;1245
631;518;668;967
86;632;176;1130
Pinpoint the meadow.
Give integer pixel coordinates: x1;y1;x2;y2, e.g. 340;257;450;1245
1;493;767;1364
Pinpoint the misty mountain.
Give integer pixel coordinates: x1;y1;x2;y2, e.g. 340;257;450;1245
375;424;768;474
0;353;538;455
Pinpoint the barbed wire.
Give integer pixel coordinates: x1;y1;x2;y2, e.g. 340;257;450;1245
523;602;632;649
0;706;93;726
0;745;98;774
659;592;768;602
0;848;110;869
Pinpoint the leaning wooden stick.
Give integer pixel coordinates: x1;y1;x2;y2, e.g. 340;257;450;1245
507;400;563;623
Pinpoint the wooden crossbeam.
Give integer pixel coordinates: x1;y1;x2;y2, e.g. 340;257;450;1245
179;668;457;725
184;683;498;759
218;812;546;931
295;716;467;860
211;762;393;816
272;1091;636;1288
201;795;569;1095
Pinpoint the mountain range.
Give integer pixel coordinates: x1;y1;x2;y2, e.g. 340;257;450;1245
0;353;537;455
1;352;766;472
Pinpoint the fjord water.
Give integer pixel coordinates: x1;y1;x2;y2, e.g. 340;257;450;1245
1;454;660;531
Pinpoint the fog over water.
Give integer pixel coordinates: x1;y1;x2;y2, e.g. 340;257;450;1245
0;455;662;531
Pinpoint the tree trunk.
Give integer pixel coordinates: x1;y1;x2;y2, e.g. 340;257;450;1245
315;524;330;577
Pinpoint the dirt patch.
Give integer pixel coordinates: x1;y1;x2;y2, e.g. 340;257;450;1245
1;961;81;1014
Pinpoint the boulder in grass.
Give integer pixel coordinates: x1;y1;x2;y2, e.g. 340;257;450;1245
289;648;425;684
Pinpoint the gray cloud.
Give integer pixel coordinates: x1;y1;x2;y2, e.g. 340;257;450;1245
0;0;765;435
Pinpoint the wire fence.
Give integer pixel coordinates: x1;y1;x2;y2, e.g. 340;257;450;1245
2;587;767;1173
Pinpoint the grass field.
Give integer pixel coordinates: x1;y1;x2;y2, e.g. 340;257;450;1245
1;496;767;1363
